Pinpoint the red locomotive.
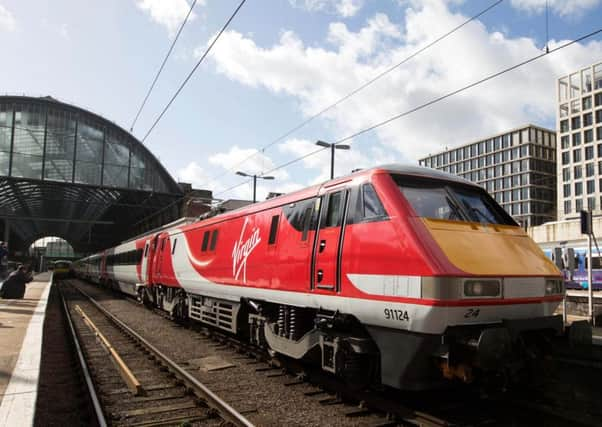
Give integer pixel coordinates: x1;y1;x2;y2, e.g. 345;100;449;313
74;164;567;390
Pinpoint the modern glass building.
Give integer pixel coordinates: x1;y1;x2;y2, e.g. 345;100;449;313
557;61;602;219
418;124;557;227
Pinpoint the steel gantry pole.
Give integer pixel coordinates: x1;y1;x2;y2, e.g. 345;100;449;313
236;171;275;203
316;140;350;180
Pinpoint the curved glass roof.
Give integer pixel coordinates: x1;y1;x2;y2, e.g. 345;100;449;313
0;95;184;253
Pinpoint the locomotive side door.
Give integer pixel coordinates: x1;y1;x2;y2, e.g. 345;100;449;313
141;234;160;284
141;241;150;283
154;234;166;283
312;189;349;292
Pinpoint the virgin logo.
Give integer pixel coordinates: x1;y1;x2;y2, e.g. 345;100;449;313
232;218;261;283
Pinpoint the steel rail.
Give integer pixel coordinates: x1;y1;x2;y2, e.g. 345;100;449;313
58;286;108;427
70;282;255;427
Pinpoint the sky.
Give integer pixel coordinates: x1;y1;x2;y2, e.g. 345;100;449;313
1;0;602;202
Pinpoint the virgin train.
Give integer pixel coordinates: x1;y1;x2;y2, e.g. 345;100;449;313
74;164;568;390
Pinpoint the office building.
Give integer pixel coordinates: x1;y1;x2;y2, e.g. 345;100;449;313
418;125;556;227
557;61;602;219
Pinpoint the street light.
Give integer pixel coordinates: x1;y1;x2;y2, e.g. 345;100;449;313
235;171;275;203
316;140;350;180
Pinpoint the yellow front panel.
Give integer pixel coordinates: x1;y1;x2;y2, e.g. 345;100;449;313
422;219;560;276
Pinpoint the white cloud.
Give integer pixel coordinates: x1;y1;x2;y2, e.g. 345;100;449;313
177;161;211;188
510;0;602;16
201;145;295;201
277;138;394;184
209;1;602;164
208;145;290;181
289;0;364;17
0;4;16;32
59;24;69;40
135;0;200;37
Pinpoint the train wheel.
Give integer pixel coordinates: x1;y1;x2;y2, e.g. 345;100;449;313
337;340;377;390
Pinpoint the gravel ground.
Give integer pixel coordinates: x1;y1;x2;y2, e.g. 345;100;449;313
71;280;390;427
34;284;99;427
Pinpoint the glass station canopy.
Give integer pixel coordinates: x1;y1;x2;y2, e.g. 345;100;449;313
0;95;184;254
0;96;177;192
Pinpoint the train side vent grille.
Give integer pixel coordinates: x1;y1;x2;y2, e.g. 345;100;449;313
189;295;240;333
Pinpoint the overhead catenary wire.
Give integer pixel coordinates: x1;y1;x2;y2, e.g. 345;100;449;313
215;26;602;198
203;0;505;187
130;0;198;133
140;0;247;143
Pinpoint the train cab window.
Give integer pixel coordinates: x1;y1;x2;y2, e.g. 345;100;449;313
171;238;177;255
393;175;515;226
210;230;219;251
324;191;344;228
268;215;279;244
201;231;210;251
362;184;386;220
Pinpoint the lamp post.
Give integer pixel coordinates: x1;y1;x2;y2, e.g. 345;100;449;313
235;171;275;203
316;140;350;179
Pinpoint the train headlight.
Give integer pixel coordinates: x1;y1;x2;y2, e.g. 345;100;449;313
545;279;564;295
463;280;500;297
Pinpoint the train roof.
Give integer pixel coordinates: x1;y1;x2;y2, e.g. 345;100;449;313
75;163;483;256
174;163;479;232
374;164;477;187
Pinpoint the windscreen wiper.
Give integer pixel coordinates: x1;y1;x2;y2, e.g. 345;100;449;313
445;196;464;221
469;206;494;224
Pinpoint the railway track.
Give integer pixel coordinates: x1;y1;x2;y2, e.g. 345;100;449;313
59;282;253;427
61;279;600;426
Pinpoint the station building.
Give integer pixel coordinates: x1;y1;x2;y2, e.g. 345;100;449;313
418;124;557;227
0;95;211;255
557;61;602;220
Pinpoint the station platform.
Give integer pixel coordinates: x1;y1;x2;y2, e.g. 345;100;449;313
0;272;52;426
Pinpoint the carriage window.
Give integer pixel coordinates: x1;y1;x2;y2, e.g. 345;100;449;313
301;207;312;241
171;238;177;255
362;184;386;219
283;197;319;240
268;215;279;244
586;256;602;269
324;191;344;227
201;231;210;251
210;230;219;251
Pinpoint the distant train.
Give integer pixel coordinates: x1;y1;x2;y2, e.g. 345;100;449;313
544;247;602;291
74;164;567;390
51;260;73;279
